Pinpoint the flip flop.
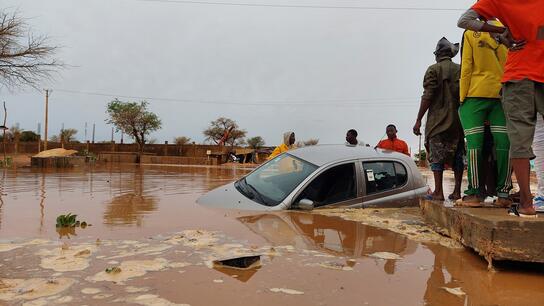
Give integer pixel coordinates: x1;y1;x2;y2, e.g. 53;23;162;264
508;204;538;219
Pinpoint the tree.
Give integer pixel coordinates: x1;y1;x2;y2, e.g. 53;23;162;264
203;117;246;146
106;99;162;157
174;136;191;145
49;128;77;143
60;128;78;143
20;130;39;142
246;136;265;149
0;10;61;89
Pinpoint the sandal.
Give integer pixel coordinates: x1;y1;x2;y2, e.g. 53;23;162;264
454;195;483;208
493;197;513;208
508;204;538;218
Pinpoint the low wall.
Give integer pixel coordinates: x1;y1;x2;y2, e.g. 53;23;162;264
98;153;219;166
140;155;219;166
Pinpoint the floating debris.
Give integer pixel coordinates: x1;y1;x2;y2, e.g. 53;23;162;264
81;288;102;295
269;288;304;295
368;252;402;260
116;294;190;306
212;255;261;270
105;266;122;274
0;278;75;301
442;287;466;296
89;258;169;283
315;262;354;271
37;245;96;272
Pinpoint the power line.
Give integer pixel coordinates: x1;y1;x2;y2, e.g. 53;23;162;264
138;0;465;12
54;88;417;107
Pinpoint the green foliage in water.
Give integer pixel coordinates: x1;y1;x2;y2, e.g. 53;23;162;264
56;213;78;227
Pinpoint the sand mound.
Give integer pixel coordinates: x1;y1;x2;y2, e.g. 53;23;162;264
33;148;78;158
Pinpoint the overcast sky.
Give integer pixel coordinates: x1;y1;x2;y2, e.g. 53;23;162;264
1;0;473;151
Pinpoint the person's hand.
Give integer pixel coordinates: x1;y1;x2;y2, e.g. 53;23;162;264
500;28;526;51
413;120;422;136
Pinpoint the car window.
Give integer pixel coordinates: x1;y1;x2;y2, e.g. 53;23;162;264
295;163;357;207
363;161;407;195
241;154;318;206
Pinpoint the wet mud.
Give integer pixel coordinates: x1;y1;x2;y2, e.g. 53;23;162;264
0;164;543;306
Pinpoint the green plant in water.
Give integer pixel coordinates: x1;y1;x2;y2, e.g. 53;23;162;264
56;213;78;227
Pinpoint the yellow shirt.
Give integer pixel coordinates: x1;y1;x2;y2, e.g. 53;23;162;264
267;143;289;160
460;29;508;102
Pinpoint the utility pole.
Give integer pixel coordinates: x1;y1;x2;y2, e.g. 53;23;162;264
43;89;50;151
61;123;65;148
37;122;41;152
84;122;88;142
111;127;114;143
92;123;95;143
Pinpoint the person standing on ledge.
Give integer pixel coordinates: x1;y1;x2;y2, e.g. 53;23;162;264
458;0;543;218
377;124;410;156
413;37;464;201
456;18;512;207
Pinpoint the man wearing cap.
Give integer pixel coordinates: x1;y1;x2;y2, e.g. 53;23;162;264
413;37;464;201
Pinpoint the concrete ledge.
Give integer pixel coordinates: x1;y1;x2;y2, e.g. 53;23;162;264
420;199;544;264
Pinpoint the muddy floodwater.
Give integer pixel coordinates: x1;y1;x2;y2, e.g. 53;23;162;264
0;165;543;306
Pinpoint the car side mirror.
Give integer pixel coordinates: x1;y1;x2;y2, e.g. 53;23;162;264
297;199;314;211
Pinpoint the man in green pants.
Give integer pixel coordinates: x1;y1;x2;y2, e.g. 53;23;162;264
457;20;512;206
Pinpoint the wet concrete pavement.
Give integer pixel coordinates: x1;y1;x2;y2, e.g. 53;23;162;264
1;165;543;306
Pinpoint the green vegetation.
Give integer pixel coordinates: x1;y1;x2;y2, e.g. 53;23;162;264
55;213;89;228
203;117;246;146
106;99;162;158
174;136;192;145
247;136;265;149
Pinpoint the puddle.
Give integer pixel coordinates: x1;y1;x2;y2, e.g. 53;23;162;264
0;165;543;306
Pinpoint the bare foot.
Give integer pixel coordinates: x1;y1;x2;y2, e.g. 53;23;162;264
518;205;537;215
430;191;445;201
448;192;461;201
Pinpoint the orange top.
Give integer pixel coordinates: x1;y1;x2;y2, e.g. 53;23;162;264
377;138;410;156
472;0;544;83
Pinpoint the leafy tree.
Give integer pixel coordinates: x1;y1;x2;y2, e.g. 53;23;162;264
49;128;78;143
174;136;192;145
0;10;61;89
61;128;78;143
106;99;162;157
20;130;40;142
203;117;246;146
246;136;265;149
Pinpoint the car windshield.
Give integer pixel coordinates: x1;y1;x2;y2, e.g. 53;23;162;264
236;154;318;206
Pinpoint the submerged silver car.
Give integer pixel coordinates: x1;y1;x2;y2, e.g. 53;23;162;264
197;144;428;211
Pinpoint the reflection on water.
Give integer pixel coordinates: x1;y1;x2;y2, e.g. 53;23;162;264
0;164;249;238
104;193;158;226
238;212;416;275
237;211;544;305
103;169;158;226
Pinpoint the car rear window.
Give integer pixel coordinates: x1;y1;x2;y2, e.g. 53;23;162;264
363;161;408;194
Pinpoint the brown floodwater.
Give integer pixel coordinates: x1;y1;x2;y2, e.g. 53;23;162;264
0;165;543;306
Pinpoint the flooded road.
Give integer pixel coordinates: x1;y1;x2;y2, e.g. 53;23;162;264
1;165;543;306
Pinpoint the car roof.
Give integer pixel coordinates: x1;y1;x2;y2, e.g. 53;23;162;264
288;144;413;167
